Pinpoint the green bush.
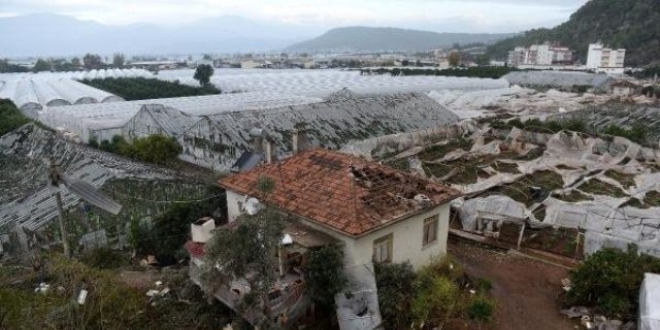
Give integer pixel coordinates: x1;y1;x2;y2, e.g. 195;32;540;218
467;296;495;324
80;247;130;269
411;270;460;327
0;99;30;136
376;258;487;329
304;244;347;312
375;262;418;329
567;245;660;320
92;134;182;165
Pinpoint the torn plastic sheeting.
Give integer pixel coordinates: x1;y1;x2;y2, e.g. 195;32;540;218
461;172;524;195
639;273;660;330
341;120;477;160
459;195;528;232
335;263;383;330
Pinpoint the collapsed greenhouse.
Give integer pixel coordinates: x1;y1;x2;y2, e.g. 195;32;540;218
41;89;462;171
0;123;210;256
342;118;660;258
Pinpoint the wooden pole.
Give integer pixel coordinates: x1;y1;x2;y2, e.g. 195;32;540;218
517;221;526;251
55;191;71;258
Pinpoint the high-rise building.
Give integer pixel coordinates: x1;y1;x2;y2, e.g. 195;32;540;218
586;43;626;74
507;42;573;67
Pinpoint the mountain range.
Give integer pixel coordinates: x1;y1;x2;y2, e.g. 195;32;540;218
285;27;515;53
487;0;660;66
0;14;325;57
2;14;518;58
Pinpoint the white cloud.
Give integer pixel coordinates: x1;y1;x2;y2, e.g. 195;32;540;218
1;0;584;31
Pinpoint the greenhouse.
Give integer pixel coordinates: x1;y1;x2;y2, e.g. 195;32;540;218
0;69;151;114
157;68;510;97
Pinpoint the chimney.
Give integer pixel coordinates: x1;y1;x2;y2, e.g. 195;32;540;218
292;128;309;155
249;128;264;154
265;138;274;164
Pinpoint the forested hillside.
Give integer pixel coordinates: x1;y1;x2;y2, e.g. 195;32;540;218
487;0;660;66
81;77;221;101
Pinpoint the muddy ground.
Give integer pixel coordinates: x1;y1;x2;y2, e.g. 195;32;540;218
448;237;575;330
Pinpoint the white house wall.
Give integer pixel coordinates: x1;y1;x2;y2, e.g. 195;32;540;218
347;204;450;270
225;189;451;271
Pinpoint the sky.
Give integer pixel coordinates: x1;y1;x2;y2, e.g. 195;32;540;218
1;0;589;33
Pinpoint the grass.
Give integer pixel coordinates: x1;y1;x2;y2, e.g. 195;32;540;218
424;156;521;186
644;191;660;208
604;170;637;189
481;171;563;206
553;190;594;203
579;179;628;198
419;138;473;162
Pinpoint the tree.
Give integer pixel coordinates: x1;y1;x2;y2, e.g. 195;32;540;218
132;134;183;165
113;53;125;68
476;54;491;66
304;245;347;313
193;64;214;86
203;176;284;327
33;59;52;72
448;52;461;67
202;54;212;60
71;57;81;68
83;53;103;69
567;245;660;320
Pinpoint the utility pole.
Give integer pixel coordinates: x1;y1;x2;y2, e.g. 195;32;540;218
50;159;71;258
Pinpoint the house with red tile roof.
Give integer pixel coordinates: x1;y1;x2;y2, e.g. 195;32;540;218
185;147;461;329
218;147;462;270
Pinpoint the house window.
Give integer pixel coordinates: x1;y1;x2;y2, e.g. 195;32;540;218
373;233;393;263
237;201;244;213
423;215;439;247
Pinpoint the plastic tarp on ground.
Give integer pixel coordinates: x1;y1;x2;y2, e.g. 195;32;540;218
335;263;383;330
370;120;660;256
640;273;660;330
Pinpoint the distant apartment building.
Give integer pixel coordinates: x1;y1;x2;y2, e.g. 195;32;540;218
507;43;573;67
586;43;626;74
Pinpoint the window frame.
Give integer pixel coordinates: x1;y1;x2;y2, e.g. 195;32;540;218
422;214;439;247
373;233;393;263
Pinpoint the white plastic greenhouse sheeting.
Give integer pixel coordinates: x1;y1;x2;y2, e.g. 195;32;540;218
503;71;615;91
428;85;530;118
345;120;660;256
640;273;660;330
39;92;322;142
157;68;510;97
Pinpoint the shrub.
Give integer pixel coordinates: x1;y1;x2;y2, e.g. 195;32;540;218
411;270;460;327
467;296;495;324
92;134;182;165
80;247;130;269
375;262;418;329
566;245;660;320
304;245;347;312
0;99;30;136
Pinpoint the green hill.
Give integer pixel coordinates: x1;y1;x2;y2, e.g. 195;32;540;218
487;0;660;67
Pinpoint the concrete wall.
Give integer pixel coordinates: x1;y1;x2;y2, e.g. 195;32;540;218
225;189;451;270
226;190;246;223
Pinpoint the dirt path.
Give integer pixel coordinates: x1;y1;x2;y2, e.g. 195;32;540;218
448;238;575;330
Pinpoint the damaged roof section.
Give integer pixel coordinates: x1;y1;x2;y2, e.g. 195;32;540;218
219;148;461;237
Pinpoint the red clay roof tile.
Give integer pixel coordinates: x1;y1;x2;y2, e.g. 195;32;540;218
219;148;461;237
